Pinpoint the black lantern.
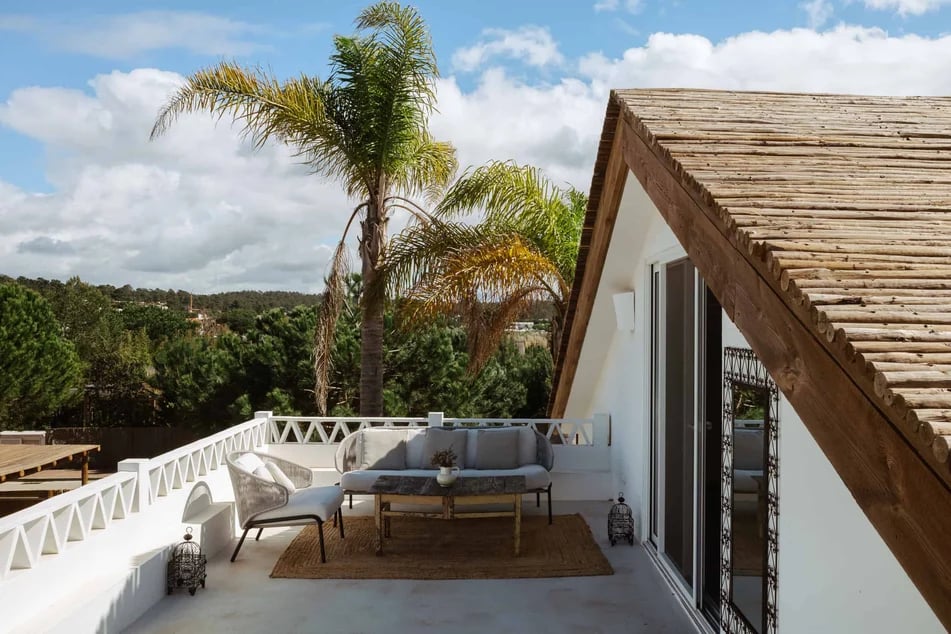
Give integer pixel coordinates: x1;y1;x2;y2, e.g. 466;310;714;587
167;527;207;595
608;492;635;546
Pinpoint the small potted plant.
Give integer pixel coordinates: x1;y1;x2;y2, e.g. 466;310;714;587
431;448;460;486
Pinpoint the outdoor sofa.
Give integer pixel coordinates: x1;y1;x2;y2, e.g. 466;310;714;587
334;426;555;522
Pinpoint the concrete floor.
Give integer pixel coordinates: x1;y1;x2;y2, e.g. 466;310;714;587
127;500;699;634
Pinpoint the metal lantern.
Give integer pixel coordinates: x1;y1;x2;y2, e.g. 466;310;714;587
608;492;635;546
167;527;207;596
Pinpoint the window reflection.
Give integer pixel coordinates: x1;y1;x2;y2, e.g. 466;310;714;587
730;384;768;633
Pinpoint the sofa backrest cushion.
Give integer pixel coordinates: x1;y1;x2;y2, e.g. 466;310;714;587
405;428;427;468
421;428;468;468
361;429;407;470
516;427;538;466
473;428;520;469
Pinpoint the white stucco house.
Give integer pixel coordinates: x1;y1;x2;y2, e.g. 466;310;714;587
550;88;951;633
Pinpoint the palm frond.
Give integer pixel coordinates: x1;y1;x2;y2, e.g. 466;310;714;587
463;288;539;373
150;61;374;197
313;241;351;415
388;134;457;202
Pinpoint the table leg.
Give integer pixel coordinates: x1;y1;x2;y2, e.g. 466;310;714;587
514;494;521;556
81;455;89;486
375;494;383;556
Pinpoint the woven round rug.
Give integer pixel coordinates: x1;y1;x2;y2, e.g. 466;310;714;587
270;513;613;579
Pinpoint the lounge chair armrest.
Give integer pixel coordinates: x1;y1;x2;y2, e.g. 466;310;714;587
226;460;289;528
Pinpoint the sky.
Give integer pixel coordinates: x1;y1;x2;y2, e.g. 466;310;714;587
2;0;951;293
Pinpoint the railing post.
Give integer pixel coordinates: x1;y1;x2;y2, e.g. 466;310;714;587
593;413;611;447
255;410;274;443
118;458;152;512
428;411;445;428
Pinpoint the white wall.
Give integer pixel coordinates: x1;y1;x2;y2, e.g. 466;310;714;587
566;174;942;632
777;398;943;633
564;174;681;537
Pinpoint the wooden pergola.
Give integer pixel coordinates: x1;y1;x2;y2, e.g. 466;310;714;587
0;444;100;486
551;89;951;629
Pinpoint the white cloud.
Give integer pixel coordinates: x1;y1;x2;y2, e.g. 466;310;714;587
0;11;265;58
578;26;951;95
0;69;352;292
863;0;951;15
452;26;564;72
801;0;835;27
594;0;646;13
4;25;951;292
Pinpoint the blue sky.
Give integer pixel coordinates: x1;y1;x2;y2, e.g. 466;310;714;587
2;0;951;291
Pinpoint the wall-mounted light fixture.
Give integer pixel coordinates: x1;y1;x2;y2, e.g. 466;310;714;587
612;291;635;331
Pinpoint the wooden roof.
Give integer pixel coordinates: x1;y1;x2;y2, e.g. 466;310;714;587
550;88;951;627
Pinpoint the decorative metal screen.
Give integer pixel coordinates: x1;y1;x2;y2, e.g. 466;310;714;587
721;347;779;634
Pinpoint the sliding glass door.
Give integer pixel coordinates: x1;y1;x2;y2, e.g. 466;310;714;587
655;258;696;585
650;256;722;623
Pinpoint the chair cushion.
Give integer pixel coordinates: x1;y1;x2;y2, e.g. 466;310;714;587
253;485;344;525
473;428;519;469
234;452;266;474
460;465;551;491
265;461;297;493
421;428;467;468
361;429;406;469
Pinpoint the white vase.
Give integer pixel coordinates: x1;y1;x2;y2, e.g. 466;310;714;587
436;465;460;486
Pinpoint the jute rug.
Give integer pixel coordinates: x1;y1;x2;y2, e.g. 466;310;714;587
271;513;613;580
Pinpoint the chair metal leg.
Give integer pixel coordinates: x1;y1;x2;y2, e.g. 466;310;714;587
317;520;327;563
547;484;553;525
337;508;345;538
349;493;353;509
254;527;264;541
536;491;541;507
231;528;250;562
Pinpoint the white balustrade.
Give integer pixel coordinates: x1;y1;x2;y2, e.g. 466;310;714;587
267;413;607;448
0;415;268;579
0;411;609;580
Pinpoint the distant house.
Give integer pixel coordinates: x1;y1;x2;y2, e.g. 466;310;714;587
550;89;951;633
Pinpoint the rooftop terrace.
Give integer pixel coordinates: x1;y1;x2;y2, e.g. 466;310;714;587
0;412;700;633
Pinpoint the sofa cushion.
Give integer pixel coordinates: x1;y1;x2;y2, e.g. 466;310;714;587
421;428;467;468
473;428;520;469
517;427;538;466
405;428;427;468
459;465;551;490
265;461;297;493
340;468;438;492
361;429;407;470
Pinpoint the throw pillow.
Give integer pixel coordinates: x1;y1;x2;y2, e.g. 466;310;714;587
474;428;520;469
361;430;407;470
265;461;297;493
252;465;274;482
234;452;265;474
421;428;468;469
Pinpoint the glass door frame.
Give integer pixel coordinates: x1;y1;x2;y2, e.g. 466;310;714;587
647;247;719;615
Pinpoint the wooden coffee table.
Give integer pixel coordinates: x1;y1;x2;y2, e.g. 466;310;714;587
370;475;527;556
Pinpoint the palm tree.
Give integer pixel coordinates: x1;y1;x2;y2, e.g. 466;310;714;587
150;2;457;416
385;161;586;372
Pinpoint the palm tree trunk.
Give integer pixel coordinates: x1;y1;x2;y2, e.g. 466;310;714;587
359;201;386;416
